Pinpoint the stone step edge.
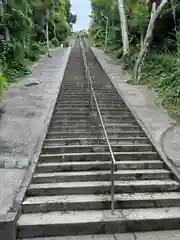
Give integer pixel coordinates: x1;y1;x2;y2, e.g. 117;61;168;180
40;151;158;158
17;207;180;237
22;192;180;206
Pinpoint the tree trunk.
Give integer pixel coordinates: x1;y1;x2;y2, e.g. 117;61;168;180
46;21;50;56
118;0;129;56
5;27;10;41
133;0;168;83
1;0;10;41
46;9;51;57
140;31;144;49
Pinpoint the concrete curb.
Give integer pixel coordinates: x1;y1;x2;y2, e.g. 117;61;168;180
0;46;72;240
91;47;180;183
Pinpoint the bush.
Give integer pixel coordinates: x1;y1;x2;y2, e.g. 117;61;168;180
115;48;123;59
62;40;69;47
52;38;60;46
0;73;8;102
26;42;43;61
31;43;41;52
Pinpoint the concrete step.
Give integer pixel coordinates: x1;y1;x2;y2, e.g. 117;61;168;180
60;88;89;90
49;123;99;128
54;107;91;111
58;94;89;97
41;144;154;154
101;112;133;117
54;108;129;113
57;95;89;98
51;115;135;122
57;98;90;101
48;127;102;133
59;88;88;90
56;103;125;108
98;104;126;108
53;108;128;114
27;180;180;197
100;108;129;112
60;85;107;88
18;235;137;240
48;125;141;133
59;89;117;93
39;152;159;162
59;93;89;96
18;207;180;238
32;169;171;184
51;112;133;118
97;98;125;102
22;192;180;214
18;207;180;239
104;119;137;123
96;100;122;103
103;115;134;120
50;118;136;125
51;115;93;120
56;103;90;106
57;93;88;97
60;84;87;86
55;100;90;105
96;93;120;96
50;121;99;126
46;131;145;138
92;85;115;88
50;121;137;127
57;97;123;102
50;122;139;127
52;112;91;117
56;93;88;97
56;99;122;104
44;137;150;146
36;160;164;173
60;86;87;88
59;96;125;100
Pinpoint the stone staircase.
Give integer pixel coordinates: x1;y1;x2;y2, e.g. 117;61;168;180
17;40;180;239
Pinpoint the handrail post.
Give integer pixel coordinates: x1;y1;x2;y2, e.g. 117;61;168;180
111;161;115;215
91;86;94;114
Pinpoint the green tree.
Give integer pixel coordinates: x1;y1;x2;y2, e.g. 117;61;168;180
0;0;75;80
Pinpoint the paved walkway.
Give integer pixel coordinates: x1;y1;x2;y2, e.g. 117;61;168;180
0;46;71;215
92;47;180;173
22;230;180;239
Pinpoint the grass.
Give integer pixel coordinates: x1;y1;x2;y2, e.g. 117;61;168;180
140;52;180;118
2;42;48;84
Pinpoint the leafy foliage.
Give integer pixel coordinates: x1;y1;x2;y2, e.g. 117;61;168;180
0;0;76;100
0;72;8;102
89;0;180;117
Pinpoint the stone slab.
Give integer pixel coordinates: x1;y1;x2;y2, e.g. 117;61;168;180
135;230;180;239
0;212;17;240
20;231;180;240
0;169;25;215
21;235;114;240
92;47;180;174
115;233;134;240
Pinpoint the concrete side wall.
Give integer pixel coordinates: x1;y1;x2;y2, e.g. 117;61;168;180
0;47;71;169
91;47;180;181
0;46;72;240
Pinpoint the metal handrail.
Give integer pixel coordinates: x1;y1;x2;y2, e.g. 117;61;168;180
80;40;117;215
